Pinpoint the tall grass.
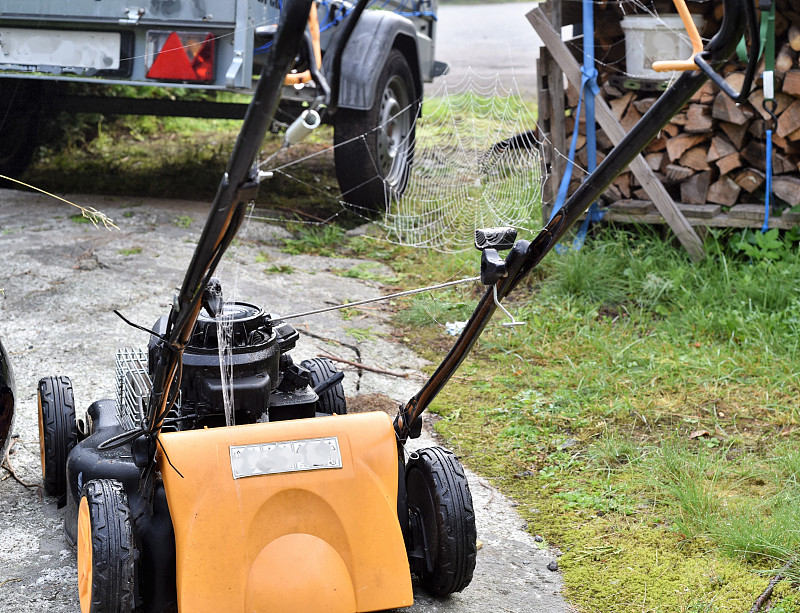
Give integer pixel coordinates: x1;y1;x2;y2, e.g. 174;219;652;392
539;226;800;360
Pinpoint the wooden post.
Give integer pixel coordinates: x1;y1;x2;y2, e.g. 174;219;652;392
537;0;565;224
527;6;706;261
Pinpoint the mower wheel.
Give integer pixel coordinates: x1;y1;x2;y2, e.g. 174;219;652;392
78;479;135;613
301;357;347;415
405;446;477;596
37;376;78;497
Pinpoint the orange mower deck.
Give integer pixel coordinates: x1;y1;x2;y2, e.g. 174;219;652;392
158;411;413;613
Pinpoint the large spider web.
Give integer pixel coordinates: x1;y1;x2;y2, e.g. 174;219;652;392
257;70;546;253
376;71;545;252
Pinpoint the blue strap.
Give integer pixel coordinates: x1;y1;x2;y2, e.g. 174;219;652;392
549;0;603;251
763;128;772;233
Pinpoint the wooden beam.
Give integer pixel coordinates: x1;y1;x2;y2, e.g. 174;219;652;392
527;6;706;261
542;0;566;224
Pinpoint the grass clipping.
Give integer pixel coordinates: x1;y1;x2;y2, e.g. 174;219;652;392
1;174;116;228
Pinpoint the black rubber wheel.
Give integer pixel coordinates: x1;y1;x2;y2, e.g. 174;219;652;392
0;340;15;462
77;479;135;613
0;79;41;179
334;49;417;210
301;357;347;415
405;446;477;596
37;376;78;497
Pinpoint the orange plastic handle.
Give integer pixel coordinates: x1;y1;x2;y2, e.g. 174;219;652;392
651;0;704;72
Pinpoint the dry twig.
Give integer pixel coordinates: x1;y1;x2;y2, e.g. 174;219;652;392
2;438;39;490
748;562;793;613
318;353;409;378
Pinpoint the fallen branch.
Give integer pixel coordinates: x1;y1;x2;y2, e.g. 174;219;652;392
748;562;792;613
318;353;409;378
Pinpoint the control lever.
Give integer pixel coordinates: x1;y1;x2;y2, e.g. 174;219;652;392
475;228;525;327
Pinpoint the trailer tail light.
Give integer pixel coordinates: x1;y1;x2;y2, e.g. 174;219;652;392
146;31;214;82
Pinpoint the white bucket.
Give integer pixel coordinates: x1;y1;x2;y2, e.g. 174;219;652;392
620;14;705;80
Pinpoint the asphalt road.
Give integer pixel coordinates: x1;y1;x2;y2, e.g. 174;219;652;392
431;2;543;98
0;192;572;612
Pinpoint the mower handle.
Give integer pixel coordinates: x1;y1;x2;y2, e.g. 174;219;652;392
394;0;753;441
143;0;317;437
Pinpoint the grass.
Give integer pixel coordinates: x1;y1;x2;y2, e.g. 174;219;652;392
20;84;347;222
378;225;800;612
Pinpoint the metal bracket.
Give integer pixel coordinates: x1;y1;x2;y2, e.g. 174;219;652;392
492;285;525;328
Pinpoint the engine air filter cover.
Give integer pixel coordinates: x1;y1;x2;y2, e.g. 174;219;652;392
191;302;274;353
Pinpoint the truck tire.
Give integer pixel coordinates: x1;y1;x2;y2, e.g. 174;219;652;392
301;357;347;415
77;479;135;613
37;376;78;497
0;80;41;179
334;49;417;211
405;446;477;596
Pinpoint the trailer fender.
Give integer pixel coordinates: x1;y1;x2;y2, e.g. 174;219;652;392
325;11;422;112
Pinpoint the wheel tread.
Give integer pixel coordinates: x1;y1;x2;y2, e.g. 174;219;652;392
406;446;477;596
300;357;347;415
38;376;78;496
82;479;134;613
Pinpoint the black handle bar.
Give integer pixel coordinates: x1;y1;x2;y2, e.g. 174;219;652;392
144;0;316;435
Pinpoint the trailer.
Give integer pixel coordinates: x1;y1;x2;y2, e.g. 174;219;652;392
0;0;446;206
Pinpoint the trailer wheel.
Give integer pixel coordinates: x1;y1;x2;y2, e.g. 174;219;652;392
37;376;78;497
0;79;41;179
334;49;417;210
301;357;347;414
405;446;477;596
78;479;135;613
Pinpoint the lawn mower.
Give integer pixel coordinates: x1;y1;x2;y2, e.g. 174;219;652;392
31;0;756;610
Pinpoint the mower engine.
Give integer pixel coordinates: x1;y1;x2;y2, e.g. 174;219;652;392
130;301;319;431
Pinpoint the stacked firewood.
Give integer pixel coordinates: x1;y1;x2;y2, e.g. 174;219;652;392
561;0;800;211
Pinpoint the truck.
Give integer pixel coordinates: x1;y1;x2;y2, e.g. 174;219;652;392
0;0;446;208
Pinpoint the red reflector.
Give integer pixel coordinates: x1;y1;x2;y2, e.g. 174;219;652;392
146;32;214;82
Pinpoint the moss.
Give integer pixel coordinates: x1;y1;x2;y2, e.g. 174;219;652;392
418;343;800;613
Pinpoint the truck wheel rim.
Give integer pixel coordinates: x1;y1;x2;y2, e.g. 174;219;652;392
77;497;93;613
378;75;411;186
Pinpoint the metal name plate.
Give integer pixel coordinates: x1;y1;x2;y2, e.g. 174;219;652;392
230;436;342;479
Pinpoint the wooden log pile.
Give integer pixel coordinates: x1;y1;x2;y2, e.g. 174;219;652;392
560;0;800;218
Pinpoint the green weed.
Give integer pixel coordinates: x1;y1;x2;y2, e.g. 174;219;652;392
174;216;193;228
282;225;345;257
117;247;142;256
343;326;382;342
264;264;294;274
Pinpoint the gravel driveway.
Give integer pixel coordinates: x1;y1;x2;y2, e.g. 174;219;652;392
0;191;571;612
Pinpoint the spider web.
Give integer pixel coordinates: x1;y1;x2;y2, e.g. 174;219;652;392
256;70;547;252
376;71;546;252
